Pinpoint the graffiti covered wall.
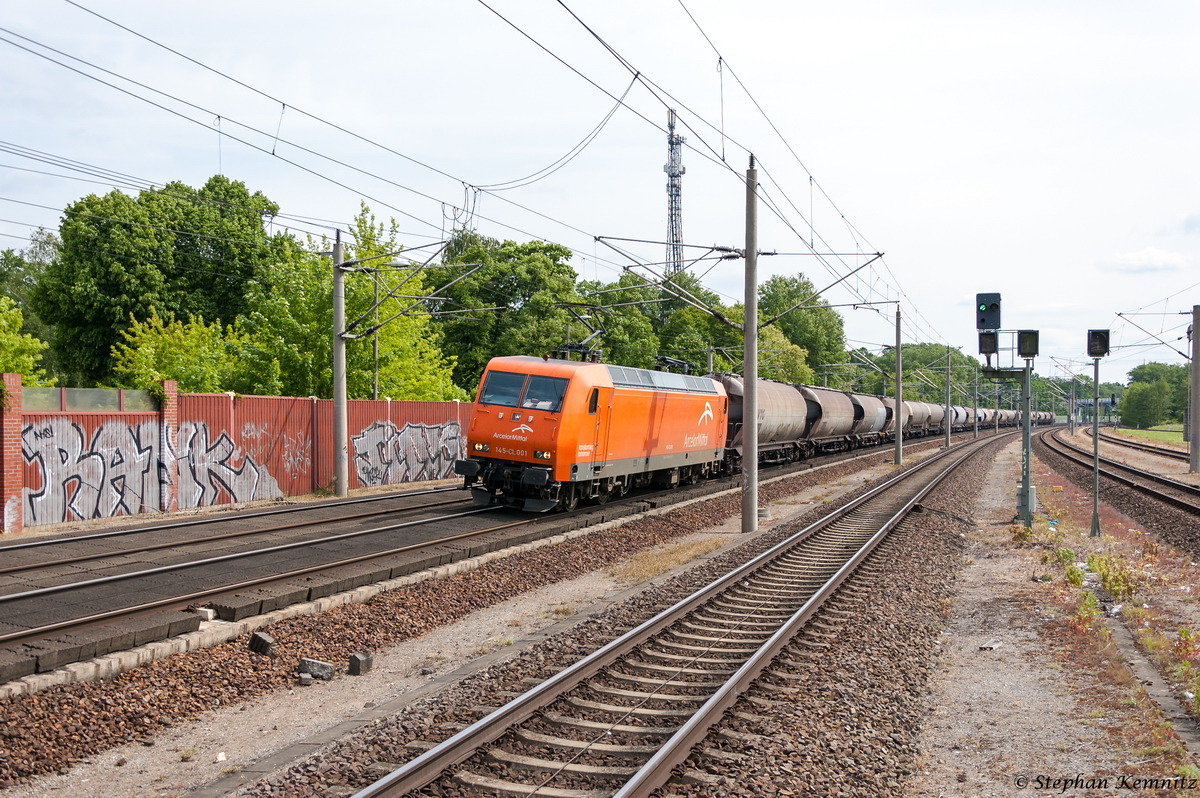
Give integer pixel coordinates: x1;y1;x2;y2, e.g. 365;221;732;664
22;416;161;526
5;382;471;531
351;421;463;487
176;421;283;508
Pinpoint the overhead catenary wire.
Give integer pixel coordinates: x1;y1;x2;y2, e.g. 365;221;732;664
47;0;876;318
17;25;658;284
32;0;934;353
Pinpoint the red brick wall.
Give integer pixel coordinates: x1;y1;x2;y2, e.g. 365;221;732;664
1;374;22;533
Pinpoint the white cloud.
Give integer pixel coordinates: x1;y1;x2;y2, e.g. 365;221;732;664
1102;246;1186;275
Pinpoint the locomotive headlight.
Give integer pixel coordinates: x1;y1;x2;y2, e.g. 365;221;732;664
473;442;490;452
534;450;552;460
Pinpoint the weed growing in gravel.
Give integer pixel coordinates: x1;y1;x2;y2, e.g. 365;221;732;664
1065;564;1085;587
1173;628;1200;661
1069;590;1100;634
1087;553;1140;601
177;748;196;762
552;604;574;617
608;537;733;585
1177;764;1200;782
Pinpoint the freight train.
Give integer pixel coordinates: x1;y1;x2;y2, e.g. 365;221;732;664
454;356;1051;512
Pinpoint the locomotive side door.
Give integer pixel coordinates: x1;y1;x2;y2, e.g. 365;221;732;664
588;386;613;480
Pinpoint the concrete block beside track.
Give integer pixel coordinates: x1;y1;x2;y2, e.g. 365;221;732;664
0;647;37;683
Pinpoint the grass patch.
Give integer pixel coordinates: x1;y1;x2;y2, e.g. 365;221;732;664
608;536;735;585
1115;426;1185;444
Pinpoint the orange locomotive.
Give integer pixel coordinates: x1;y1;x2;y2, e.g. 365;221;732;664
454;356;728;511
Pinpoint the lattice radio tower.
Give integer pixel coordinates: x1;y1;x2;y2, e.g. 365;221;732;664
664;109;686;275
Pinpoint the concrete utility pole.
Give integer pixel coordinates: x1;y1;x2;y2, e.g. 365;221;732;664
742;155;759;535
944;345;952;448
1191;305;1199;473
1018;361;1034;528
373;269;380;401
1069;378;1076;436
332;231;349;498
894;307;903;465
1091;357;1102;535
973;367;979;439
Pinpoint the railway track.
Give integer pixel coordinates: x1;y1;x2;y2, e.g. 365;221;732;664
1082;426;1191;463
1042;429;1200;516
0;431;994;687
351;433;1008;798
0;504;537;647
0;489;469;577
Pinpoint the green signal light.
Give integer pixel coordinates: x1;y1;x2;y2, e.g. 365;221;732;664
978;303;987;311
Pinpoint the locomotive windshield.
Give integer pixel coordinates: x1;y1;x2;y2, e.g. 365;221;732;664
522;376;568;412
479;371;569;413
480;371;525;407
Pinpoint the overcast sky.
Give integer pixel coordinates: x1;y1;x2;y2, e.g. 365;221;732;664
2;0;1197;387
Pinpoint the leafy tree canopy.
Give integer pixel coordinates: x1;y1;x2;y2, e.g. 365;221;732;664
32;176;288;385
1127;362;1187;422
1120;379;1170;428
433;230;580;391
112;311;262;394
0;296;53;386
758;274;846;368
108;201;463;401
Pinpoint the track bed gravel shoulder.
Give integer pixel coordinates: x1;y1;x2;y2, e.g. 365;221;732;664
904;441;1126;797
0;446;925;797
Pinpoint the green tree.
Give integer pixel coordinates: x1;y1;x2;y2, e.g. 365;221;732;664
759;324;814;384
0;296;53;385
111;311;263;394
32;176;287;385
575;274;661;369
1128;362;1187;422
1;230;65;382
858;343;981;401
341;207;464;400
234;207;464;400
758;274;846;368
1120;379;1169;428
432;230;580;391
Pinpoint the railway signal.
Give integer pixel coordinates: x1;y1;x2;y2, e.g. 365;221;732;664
974;293;1037;528
976;292;1001;329
1017;330;1040;358
1087;329;1110;358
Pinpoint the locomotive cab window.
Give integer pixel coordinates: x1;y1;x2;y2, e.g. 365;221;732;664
588;388;599;415
521;375;569;412
480;371;526;407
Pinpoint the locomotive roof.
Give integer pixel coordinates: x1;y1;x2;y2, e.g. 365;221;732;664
485;357;719;396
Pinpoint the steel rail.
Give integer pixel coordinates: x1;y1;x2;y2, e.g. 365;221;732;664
1043;430;1200;514
0;495;467;577
0;507;501;607
351;433;1011;798
0;507;539;647
0;485;461;553
1084;427;1190;463
614;428;993;797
